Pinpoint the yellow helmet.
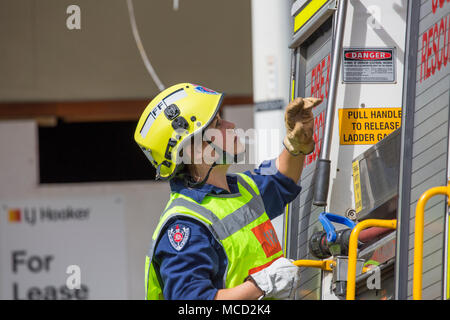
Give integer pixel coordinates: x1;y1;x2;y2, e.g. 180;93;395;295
134;83;224;180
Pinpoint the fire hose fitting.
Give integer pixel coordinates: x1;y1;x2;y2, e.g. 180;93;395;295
309;228;361;259
309;226;394;259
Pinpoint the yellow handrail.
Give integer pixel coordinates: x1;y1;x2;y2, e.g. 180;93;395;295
413;182;450;300
293;259;371;273
346;219;397;300
293;259;334;271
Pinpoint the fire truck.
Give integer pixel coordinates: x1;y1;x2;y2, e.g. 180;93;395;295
265;0;449;300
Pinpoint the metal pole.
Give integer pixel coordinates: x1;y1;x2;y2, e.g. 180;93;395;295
313;0;348;207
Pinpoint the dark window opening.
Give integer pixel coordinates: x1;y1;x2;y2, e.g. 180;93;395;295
38;120;156;183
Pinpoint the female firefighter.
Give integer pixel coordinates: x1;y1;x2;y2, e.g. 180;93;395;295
134;83;321;300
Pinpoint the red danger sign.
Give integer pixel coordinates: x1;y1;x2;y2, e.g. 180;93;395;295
344;51;392;60
343;47;395;83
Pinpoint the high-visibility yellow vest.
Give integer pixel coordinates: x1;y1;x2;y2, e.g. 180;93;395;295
145;172;284;300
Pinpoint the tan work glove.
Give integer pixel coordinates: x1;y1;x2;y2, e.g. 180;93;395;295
247;257;301;300
283;97;322;156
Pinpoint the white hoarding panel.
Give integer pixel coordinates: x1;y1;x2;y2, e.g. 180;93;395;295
0;196;128;300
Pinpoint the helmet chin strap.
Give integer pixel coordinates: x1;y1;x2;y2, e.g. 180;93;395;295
182;140;244;188
183;161;217;188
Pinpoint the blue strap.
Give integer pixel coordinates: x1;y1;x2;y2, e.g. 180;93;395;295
318;212;356;243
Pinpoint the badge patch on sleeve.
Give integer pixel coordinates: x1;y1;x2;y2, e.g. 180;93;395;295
168;224;190;251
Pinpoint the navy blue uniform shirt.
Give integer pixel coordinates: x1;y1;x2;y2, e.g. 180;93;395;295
152;159;302;300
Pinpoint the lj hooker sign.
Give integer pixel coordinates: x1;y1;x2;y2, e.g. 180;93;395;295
0;196;127;299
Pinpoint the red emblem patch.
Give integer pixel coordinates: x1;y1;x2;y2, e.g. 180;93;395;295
251;220;282;258
173;231;183;242
168;224;190;251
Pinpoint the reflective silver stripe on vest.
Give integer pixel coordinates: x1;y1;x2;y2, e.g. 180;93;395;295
216;195;265;238
161;175;265;241
234;174;258;198
163;197;221;224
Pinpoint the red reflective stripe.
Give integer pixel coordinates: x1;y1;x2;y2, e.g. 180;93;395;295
247;254;284;275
